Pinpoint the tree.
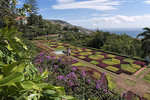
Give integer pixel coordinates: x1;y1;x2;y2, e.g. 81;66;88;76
0;0;31;28
137;27;150;57
25;0;38;15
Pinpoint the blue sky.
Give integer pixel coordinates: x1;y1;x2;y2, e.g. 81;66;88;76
18;0;150;29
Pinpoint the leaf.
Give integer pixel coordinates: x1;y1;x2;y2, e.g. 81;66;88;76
33;70;48;82
0;72;23;87
35;83;49;89
42;89;57;95
53;86;65;95
3;61;25;77
0;61;4;66
27;94;40;100
21;81;40;90
61;95;76;100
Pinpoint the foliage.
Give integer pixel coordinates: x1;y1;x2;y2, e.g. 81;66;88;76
33;53;125;100
101;34;143;58
105;66;119;72
0;28;74;100
0;0;31;28
137;27;150;57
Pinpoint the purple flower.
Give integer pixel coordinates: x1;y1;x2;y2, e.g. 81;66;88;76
108;91;112;94
54;65;58;70
81;71;86;77
69;82;74;87
96;84;100;90
104;89;107;93
52;56;56;59
47;55;51;59
57;75;64;80
86;79;90;84
39;53;44;57
36;67;43;73
72;67;76;71
57;57;61;60
35;59;38;62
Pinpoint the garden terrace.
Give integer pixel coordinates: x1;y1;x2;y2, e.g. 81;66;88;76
32;40;150;99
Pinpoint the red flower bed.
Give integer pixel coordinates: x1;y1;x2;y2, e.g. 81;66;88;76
121;61;130;64
101;53;108;56
133;61;146;67
114;56;125;60
96;59;103;62
96;63;108;68
83;58;93;62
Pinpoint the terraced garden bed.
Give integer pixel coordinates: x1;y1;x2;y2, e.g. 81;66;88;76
71;48;146;75
34;40;146;75
143;71;150;83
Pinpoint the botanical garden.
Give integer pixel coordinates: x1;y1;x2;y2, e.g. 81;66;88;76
0;0;150;100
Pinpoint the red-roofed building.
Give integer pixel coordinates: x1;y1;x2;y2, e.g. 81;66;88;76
15;17;27;25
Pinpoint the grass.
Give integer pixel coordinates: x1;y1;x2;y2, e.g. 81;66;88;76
143;93;150;100
131;64;141;69
79;52;91;56
123;58;134;63
90;60;99;65
142;71;150;83
92;71;101;80
78;56;86;59
33;36;58;40
103;58;120;65
95;52;102;55
89;55;104;60
106;54;116;58
106;75;116;91
105;66;119;72
124;79;136;86
72;62;87;67
136;68;148;78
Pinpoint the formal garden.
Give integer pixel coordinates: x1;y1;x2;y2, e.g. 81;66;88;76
32;38;150;100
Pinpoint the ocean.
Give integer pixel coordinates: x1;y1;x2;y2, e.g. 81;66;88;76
94;28;144;38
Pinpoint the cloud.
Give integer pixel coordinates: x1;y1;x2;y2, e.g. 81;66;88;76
39;8;49;12
17;0;23;5
53;0;121;11
144;0;150;4
68;14;150;28
57;0;75;3
91;13;112;16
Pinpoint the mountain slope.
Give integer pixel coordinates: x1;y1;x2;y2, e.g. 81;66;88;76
47;19;94;34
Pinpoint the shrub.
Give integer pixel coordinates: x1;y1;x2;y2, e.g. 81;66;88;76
106;66;119;72
90;60;100;65
89;55;104;60
103;58;120;65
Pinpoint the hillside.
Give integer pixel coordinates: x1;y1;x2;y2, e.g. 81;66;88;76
47;19;94;34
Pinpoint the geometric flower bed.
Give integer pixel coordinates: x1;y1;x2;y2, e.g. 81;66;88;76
35;40;146;75
142;71;150;83
72;48;146;75
36;40;78;50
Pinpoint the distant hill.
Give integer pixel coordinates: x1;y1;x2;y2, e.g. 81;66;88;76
47;19;94;34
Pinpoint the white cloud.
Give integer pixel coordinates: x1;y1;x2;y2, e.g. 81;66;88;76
39;8;49;12
68;14;150;28
91;13;112;16
144;0;150;4
53;0;121;11
57;0;75;3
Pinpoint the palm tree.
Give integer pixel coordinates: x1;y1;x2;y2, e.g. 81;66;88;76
137;27;150;57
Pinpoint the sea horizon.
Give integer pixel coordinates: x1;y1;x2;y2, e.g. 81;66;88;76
90;28;144;38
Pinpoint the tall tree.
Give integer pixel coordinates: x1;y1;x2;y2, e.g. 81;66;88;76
0;0;31;28
25;0;38;15
137;27;150;57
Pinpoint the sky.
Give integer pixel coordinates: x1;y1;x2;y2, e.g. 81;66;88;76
18;0;150;29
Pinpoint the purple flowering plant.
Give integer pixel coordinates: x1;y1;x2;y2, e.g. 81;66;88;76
33;53;125;100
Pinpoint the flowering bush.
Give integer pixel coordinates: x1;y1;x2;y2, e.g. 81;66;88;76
33;53;125;100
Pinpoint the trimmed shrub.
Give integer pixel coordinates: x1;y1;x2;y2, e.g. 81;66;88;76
106;66;119;72
90;60;100;65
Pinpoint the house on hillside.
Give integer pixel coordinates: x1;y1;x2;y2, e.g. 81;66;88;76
15;17;27;26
